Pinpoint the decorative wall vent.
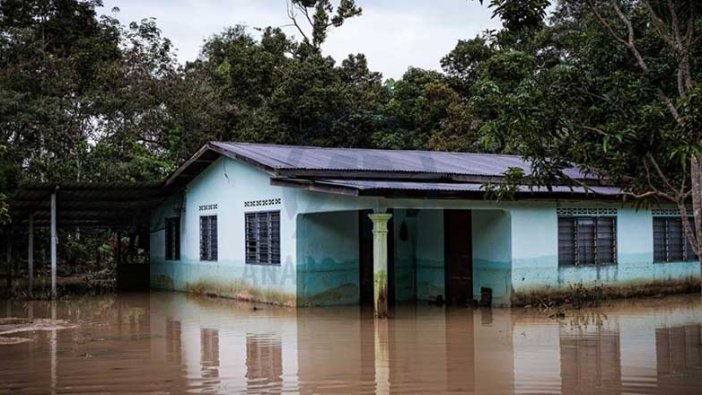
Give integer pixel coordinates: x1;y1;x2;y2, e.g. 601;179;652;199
244;198;281;208
198;204;218;211
652;208;692;217
557;207;617;216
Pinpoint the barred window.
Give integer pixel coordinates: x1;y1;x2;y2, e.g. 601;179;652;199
165;217;180;260
653;217;697;262
559;216;616;267
245;211;280;265
200;215;217;261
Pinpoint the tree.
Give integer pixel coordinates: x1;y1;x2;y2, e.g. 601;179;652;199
441;37;496;94
471;0;702;269
0;0;122;183
581;0;702;264
475;0;550;48
378;68;477;151
0;0;186;184
286;0;362;53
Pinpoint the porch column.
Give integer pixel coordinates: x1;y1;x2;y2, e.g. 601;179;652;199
368;213;392;318
28;213;34;296
5;233;11;292
51;191;57;299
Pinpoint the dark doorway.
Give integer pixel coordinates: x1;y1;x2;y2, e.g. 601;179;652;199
444;210;473;305
359;210;395;306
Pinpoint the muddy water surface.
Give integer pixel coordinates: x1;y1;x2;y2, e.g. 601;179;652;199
1;292;701;394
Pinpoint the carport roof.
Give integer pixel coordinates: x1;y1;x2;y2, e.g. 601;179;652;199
8;182;165;228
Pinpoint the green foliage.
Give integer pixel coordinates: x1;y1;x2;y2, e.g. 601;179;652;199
441;37;495;92
0;0;179;184
2;0;696;237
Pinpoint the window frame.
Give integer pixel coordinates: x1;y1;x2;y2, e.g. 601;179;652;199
199;215;218;262
165;217;180;261
653;216;697;263
558;215;617;267
245;210;281;266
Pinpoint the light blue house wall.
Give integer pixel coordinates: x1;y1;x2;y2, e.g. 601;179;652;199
415;210;445;301
296;211;359;306
472;210;512;305
150;157;298;306
150;156;700;307
509;204;700;302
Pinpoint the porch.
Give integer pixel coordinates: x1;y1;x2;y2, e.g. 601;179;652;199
295;208;512;308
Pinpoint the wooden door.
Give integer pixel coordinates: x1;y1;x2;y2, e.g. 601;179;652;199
444;210;473;305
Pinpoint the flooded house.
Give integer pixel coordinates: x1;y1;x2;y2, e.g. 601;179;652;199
147;142;700;309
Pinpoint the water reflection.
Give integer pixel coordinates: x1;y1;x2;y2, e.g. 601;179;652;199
201;328;219;380
246;334;282;393
560;329;621;392
0;293;701;394
656;325;702;388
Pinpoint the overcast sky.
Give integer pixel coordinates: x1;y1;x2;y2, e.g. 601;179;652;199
98;0;501;79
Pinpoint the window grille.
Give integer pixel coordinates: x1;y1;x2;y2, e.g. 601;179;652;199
245;211;281;265
558;216;616;266
653;217;697;262
200;215;218;261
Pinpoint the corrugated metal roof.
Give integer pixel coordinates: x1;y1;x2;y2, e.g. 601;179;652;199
9;182;166;227
211;142;595;180
313;179;621;196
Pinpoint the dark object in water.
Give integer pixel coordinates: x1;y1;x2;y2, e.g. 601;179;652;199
429;295;445;306
480;287;493;307
548;310;566;319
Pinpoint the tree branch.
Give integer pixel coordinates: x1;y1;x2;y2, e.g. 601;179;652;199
286;0;311;44
677;200;699;256
587;1;684;125
643;0;677;49
648;154;678;195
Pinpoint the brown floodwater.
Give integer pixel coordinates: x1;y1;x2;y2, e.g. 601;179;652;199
1;292;701;394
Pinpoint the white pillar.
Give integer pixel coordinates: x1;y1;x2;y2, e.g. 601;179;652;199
5;235;11;292
51;191;57;299
28;213;34;296
368;213;392;318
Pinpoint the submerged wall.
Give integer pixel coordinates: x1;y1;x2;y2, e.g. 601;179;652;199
472;210;512;306
296;211;360;306
509;205;700;304
415;210;445;301
150;155;700;308
150;157;297;306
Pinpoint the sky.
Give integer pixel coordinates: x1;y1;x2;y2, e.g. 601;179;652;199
97;0;502;80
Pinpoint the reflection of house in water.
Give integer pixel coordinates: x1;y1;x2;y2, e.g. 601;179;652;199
147;293;702;393
201;328;219;378
246;334;282;393
166;319;181;362
560;329;622;392
656;325;702;387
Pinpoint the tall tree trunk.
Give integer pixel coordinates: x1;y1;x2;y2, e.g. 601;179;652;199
691;154;702;285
